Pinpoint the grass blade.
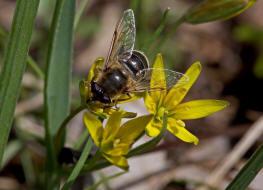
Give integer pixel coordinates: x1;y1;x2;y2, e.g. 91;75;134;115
142;8;170;53
0;140;24;170
74;0;89;31
226;143;263;190
27;56;45;79
62;137;93;190
0;0;39;165
44;0;75;175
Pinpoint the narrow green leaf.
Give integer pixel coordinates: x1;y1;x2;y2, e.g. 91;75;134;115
226;143;263;190
74;0;89;31
44;0;75;174
85;171;126;190
74;129;90;150
98;171;112;190
20;150;36;188
151;16;184;58
0;0;39;165
0;21;44;80
254;53;263;79
27;56;45;80
0;140;24;170
0;25;8;38
62;137;93;190
142;8;170;53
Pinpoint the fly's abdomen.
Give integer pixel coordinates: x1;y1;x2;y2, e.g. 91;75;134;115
99;69;128;96
119;50;148;81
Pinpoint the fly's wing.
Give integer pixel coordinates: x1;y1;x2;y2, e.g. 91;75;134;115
103;9;135;70
125;68;189;93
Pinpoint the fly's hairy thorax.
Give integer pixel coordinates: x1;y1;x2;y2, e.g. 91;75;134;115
96;66;129;98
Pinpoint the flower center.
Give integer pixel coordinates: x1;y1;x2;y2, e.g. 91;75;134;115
113;138;121;147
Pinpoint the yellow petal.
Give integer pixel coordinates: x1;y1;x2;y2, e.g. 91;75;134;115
102;111;122;144
117;115;153;143
145;117;162;137
83;112;103;146
105;143;130;156
170;99;230;120
103;154;129;170
144;90;156;114
151;54;166;104
164;62;201;110
167;117;199;145
88;57;104;83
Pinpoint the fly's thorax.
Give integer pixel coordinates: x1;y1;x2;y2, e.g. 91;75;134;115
96;68;128;99
119;50;149;81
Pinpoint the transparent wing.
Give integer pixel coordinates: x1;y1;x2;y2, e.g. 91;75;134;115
126;68;189;93
104;9;136;70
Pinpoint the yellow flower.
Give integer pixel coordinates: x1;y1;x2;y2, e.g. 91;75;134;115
144;54;229;145
79;57;143;118
83;111;152;169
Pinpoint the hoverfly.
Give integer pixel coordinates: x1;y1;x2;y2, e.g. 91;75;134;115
89;9;188;106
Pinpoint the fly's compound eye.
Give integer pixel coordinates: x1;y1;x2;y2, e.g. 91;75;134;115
90;80;111;104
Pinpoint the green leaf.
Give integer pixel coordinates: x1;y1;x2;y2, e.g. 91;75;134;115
0;25;8;38
44;0;75;174
0;140;24;170
85;171;126;190
74;0;89;31
62;137;93;190
0;0;39;165
253;53;263;79
127;113;167;157
74;129;90;150
142;8;170;53
233;24;263;46
226;143;263;190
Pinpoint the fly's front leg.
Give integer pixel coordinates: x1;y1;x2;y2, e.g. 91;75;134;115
117;92;132;102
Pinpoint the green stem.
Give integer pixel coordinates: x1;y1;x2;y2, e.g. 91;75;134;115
27;56;45;80
0;26;8;38
142;8;170;53
74;129;89;150
74;0;89;31
55;105;86;153
85;150;102;168
151;16;185;56
62;137;93;190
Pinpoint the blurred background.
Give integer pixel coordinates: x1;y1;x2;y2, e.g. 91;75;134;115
0;0;263;189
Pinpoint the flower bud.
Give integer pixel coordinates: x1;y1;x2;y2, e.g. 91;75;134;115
184;0;257;24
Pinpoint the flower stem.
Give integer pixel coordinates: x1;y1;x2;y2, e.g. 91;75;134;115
142;8;170;53
55;105;86;153
151;16;185;57
27;56;45;80
74;0;89;31
82;150;102;172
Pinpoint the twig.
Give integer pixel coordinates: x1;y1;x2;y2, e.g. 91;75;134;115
204;116;263;188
